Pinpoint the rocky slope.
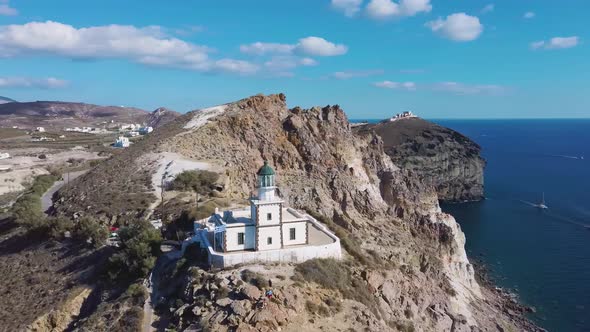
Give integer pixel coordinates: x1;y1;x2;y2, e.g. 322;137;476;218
358;117;485;202
0;101;180;129
52;94;537;331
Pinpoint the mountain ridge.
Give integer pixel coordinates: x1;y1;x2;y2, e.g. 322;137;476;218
0;100;181;129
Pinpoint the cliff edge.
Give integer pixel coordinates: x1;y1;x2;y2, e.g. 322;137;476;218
359;117;485;202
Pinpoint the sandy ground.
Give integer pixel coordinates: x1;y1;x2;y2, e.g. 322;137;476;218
146;152;213;213
183;105;227;130
0;148;102;195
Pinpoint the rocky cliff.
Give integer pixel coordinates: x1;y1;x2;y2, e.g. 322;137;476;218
52;94;536;331
358;118;485;202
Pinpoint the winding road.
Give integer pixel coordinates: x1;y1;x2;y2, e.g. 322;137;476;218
41;170;86;214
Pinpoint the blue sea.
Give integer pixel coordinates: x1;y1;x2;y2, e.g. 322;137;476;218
434;120;590;332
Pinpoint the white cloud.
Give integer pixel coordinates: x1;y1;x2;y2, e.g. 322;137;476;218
264;56;318;71
331;0;363;17
300;57;319;66
0;77;68;89
530;36;579;50
240;36;347;57
523;11;535;19
0;0;17;16
0;21;258;75
426;13;483;42
373;80;416;90
481;4;494;14
296;36;348;56
239;42;295;56
331;69;384;79
433;82;507;95
366;0;432;19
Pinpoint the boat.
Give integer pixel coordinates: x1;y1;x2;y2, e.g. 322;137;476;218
534;192;548;209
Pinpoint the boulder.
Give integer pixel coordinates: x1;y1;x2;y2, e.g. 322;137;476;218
230;299;251;317
241;284;261;301
216;297;232;307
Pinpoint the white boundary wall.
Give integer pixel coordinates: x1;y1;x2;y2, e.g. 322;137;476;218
188;214;342;268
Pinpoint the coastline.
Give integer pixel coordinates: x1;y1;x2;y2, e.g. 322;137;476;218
471;257;546;331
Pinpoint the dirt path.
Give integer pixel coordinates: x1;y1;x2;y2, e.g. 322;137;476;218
143;250;182;332
41;170;86;214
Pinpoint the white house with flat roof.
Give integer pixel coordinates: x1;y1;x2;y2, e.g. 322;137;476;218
190;161;342;267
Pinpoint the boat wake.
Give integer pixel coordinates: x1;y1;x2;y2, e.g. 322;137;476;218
519;200;539;207
548;154;585;160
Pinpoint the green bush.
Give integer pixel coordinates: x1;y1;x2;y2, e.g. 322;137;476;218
10;174;58;231
170;170;219;194
46;216;75;240
107;220;162;281
75;217;109;248
241;269;268;290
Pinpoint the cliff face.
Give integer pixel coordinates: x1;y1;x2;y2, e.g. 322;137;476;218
53;94;534;331
361;118;485;202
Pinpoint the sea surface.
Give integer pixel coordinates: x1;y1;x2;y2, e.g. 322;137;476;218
433;120;590;332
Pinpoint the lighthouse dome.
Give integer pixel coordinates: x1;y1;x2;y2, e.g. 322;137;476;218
257;161;275;176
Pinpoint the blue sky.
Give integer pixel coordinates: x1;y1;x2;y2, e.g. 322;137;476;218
0;0;588;119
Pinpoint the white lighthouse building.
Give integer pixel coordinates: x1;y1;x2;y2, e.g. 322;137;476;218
192;161;342;267
216;161;308;252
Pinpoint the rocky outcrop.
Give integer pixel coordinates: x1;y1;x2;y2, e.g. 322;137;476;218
54;93;535;331
360;117;485;202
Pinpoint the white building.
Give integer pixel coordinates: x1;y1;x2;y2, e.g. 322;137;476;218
114;136;130;148
190;161;342;267
35;127;46;132
125;131;140;137
139;126;153;135
0;152;9;160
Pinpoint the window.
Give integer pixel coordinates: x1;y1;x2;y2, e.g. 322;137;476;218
267;237;273;245
238;232;244;245
289;228;296;240
267;213;272;221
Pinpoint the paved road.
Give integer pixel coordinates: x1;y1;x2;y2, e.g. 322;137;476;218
41;170;86;214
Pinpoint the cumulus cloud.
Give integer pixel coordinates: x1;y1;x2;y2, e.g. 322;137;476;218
433;82;507;95
530;36;579;50
331;69;384;80
239;42;295;56
240;36;347;57
365;0;432;20
296;37;348;56
373;80;416;90
481;4;494;14
0;0;17;16
0;21;259;75
426;13;483;42
0;77;68;89
331;0;363;17
523;12;535;19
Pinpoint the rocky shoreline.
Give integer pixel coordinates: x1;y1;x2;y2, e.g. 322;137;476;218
471;258;547;331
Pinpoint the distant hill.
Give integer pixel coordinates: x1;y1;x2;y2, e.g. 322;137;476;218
0;101;180;129
0;96;16;104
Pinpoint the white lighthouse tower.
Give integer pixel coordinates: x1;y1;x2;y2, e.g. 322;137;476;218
256;160;276;201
